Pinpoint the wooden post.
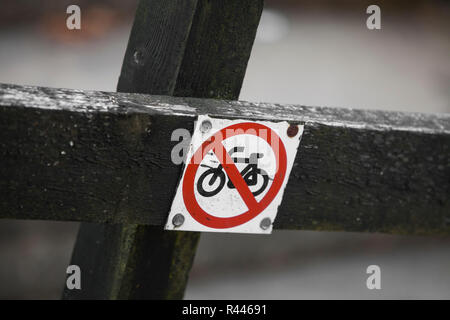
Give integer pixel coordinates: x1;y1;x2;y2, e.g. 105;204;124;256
62;0;263;299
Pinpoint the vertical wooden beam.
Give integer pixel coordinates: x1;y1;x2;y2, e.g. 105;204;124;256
63;0;263;299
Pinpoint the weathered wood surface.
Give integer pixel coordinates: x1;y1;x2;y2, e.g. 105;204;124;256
61;0;264;299
118;0;262;101
1;83;449;235
61;223;199;299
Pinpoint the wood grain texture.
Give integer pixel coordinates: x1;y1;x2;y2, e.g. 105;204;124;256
60;0;263;300
1;83;449;236
173;0;264;100
118;0;263;100
117;0;198;95
60;223;199;299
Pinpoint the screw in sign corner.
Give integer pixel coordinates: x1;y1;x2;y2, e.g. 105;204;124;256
165;115;303;234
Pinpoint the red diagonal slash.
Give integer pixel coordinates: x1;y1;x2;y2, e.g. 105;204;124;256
182;121;288;229
215;144;259;210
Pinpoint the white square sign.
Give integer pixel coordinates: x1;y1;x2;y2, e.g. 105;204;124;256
165;115;303;234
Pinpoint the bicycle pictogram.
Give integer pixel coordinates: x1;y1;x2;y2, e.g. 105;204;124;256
177;120;292;230
197;146;270;197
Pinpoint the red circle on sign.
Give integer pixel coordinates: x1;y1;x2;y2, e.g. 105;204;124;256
182;122;287;229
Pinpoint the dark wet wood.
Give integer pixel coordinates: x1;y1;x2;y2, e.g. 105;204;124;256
1;82;449;236
58;0;264;299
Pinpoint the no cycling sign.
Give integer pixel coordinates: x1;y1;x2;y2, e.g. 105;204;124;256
165;115;303;234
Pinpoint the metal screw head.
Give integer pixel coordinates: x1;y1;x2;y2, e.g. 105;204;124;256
172;214;185;227
133;50;144;65
200;120;212;133
260;217;272;230
287;124;299;137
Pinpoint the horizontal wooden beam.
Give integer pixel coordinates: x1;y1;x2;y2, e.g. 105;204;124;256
1;83;449;235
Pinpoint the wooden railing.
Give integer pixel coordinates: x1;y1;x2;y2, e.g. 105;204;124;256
0;0;448;299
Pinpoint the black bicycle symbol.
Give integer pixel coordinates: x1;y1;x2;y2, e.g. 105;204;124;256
197;146;270;197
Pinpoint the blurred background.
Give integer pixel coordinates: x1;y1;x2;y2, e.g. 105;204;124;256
0;0;449;299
